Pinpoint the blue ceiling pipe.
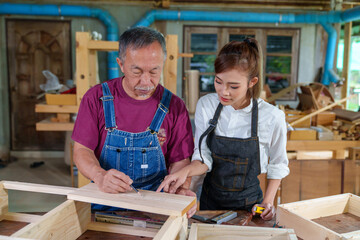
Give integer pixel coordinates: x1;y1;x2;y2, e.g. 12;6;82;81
0;3;119;79
134;7;360;85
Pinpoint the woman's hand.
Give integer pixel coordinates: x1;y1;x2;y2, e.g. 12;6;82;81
175;188;197;218
252;202;275;220
156;168;189;194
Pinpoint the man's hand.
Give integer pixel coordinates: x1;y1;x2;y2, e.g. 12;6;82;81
156;168;189;194
252;203;275;220
94;169;133;193
175;188;197;218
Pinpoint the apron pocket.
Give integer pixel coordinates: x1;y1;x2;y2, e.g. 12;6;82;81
211;153;248;191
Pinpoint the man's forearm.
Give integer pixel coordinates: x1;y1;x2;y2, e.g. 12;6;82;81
73;142;105;182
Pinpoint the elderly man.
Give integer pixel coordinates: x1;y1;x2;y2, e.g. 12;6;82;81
72;27;195;216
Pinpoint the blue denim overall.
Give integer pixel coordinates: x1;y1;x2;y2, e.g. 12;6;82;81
92;82;172;211
199;98;263;211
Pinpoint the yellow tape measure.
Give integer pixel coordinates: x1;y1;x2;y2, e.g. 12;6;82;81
254;206;265;214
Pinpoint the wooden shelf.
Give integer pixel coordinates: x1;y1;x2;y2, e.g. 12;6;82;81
87;40;118;51
36;118;74;131
35;104;78;113
287;140;360;151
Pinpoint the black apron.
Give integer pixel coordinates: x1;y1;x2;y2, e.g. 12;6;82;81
199;98;263;211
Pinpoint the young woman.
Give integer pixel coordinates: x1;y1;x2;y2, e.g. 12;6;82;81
157;39;289;220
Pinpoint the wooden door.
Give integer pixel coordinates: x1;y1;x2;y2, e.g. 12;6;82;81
7;20;71;150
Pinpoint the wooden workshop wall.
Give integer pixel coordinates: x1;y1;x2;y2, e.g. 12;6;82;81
0;0;334;156
0;3;153;155
281;159;360;203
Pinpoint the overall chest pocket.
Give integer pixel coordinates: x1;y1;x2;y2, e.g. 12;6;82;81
102;145;129;170
133;146;163;184
211;153;248;191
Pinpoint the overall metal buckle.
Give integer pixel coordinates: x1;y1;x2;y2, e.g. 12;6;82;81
105;126;117;132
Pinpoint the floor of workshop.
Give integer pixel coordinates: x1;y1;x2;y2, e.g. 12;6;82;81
0;157;74;213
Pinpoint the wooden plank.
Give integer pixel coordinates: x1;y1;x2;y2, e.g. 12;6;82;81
312;213;360;234
277;194;360;240
12;200;90;239
178;53;193;58
341;4;352;101
153;216;183;240
67;183;196;217
87;40;118;51
288;129;317;140
163;35;178;94
277;194;350;219
342;230;360;239
188;223;297;240
177;214;188;240
87;221;157;238
267;83;304;102
296;151;333;160
0;236;36;240
88;50;99;88
348;194;360;217
0;182;8;221
78;172;91;188
287;140;360;151
277;206;342;240
4;213;41;223
290;95;356;127
188;223;198;240
53;113;70;123
36;119;74;131
35;104;78;113
3;181;76;195
76;32;91;105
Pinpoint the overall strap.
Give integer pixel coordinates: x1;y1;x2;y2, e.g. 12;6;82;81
199;103;223;163
100;82;117;131
251;98;258;137
148;88;172;134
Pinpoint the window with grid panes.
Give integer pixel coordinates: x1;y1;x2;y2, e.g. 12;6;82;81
183;26;300;100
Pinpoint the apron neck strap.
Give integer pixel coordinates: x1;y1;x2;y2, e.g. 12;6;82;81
198;103;223;163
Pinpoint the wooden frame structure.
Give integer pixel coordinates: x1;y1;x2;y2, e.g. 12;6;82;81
35;32;188;132
277;193;360;240
34;32;116;131
188;223;297;240
0;181;196;239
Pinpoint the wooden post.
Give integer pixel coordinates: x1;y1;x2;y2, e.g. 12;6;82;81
75;32;91;105
88;50;99;88
78;172;91;188
164;35;178;94
0;182;8;221
341;4;353;104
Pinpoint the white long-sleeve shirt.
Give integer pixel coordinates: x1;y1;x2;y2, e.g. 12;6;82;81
192;93;290;179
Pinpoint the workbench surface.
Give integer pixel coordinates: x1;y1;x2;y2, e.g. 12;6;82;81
0;210;277;239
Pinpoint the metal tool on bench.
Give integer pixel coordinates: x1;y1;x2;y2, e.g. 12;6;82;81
192;211;238;224
95;212;164;229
